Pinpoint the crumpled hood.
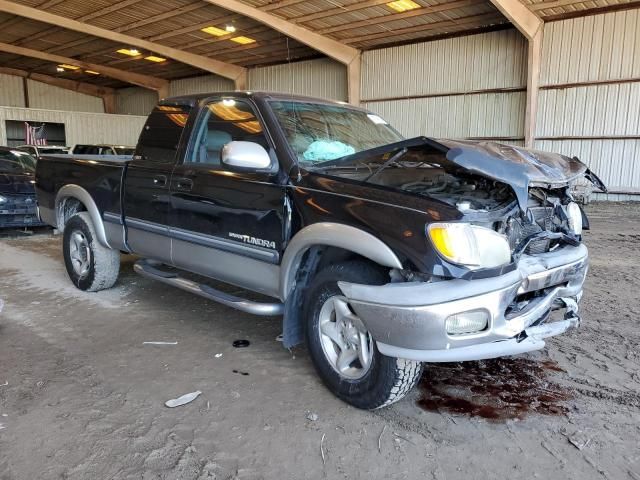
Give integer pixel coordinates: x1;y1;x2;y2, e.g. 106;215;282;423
435;138;606;208
0;172;37;195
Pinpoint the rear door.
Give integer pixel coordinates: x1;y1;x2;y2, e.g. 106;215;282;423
123;104;192;262
168;97;285;296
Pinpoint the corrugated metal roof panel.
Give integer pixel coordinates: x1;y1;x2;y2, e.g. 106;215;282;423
248;58;347;101
0;106;146;147
26;79;104;113
363;91;525;139
541;9;640;85
0;73;25;108
361;29;527;100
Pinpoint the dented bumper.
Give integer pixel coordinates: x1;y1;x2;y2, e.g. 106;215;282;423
338;243;588;363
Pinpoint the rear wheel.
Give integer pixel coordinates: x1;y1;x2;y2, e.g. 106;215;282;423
305;261;423;409
63;212;120;291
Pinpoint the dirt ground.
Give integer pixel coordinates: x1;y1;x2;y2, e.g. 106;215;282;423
0;202;639;480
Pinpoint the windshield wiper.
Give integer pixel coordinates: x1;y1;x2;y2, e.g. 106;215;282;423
362;148;408;182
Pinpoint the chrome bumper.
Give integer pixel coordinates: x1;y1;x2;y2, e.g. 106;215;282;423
338;243;588;363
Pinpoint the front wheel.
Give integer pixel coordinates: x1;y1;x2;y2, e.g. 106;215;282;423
63;212;120;291
304;261;423;409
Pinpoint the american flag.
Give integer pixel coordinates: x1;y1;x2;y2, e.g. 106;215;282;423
24;122;47;146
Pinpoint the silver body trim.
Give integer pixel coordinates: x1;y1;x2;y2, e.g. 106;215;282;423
338;243;588;361
55;185;110;248
279;222;403;300
171;237;280;298
171;226;278;263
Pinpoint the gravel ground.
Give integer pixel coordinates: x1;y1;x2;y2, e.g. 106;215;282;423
0;202;638;480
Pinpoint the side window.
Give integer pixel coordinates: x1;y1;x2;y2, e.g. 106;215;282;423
187;99;268;166
137;105;192;164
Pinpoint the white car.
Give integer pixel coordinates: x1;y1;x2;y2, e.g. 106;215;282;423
17;145;70;157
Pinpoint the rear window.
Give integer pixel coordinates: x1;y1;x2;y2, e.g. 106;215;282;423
137;105;193;164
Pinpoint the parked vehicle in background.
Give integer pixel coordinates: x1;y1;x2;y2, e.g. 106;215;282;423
17;145;70;157
0;147;45;228
71;144;135;156
35;92;606;409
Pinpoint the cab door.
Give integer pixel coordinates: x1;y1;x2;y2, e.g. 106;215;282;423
123;104;192;262
168;97;285;297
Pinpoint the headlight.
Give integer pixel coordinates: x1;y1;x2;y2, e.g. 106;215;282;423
427;222;511;269
566;202;582;235
0;195;6;204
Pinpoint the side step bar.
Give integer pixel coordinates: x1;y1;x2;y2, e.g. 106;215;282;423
133;259;284;316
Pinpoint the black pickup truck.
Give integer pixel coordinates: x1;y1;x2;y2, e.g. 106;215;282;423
36;92;605;409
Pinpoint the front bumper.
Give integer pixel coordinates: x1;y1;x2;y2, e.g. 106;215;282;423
338;243;588;362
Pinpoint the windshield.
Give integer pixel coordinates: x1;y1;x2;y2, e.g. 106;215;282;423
114;147;135;155
0;150;36;174
269;101;403;166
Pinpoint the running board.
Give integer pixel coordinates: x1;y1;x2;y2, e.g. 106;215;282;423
133;259;284;316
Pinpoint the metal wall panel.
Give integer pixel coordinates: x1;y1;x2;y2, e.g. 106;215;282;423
537;83;640;137
364;91;526;139
169;75;234;97
541;9;640;85
536;10;640;199
362;29;527;100
0;106;146;147
534;139;640;193
27;79;104;113
0;73;25;108
248;58;348;101
115;87;158;116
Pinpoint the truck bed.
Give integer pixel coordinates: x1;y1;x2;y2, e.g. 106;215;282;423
35;155;128;227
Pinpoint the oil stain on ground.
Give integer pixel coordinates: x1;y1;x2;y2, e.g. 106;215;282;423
418;358;571;421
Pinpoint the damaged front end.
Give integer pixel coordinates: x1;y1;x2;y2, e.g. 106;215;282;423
326;138;605;362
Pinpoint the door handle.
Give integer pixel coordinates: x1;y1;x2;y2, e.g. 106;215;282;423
175;178;193;192
152;174;167;187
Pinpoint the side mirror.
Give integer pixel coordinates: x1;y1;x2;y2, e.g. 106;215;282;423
221;141;271;170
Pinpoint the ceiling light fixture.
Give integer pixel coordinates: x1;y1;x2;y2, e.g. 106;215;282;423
56;67;65;73
230;36;255;45
201;26;228;37
386;0;421;12
58;64;80;70
145;55;166;63
117;48;141;57
225;25;236;33
85;70;100;75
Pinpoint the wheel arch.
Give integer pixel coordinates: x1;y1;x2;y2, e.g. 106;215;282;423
279;223;402;349
279;223;403;300
55;185;110;248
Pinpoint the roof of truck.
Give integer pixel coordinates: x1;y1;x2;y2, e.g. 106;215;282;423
158;91;366;111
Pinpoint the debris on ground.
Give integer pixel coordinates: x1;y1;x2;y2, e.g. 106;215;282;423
165;391;202;408
232;339;250;348
306;412;319;422
0;381;7;387
320;433;326;465
393;432;415;445
561;429;592;450
143;341;178;345
378;425;386;453
214;353;223;358
275;334;283;342
232;369;249;376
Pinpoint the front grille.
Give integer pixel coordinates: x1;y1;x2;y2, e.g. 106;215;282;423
1;194;37;208
507;206;562;255
529;206;559;232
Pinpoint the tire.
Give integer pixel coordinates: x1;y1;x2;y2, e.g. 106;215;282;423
304;261;423;409
63;212;120;292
